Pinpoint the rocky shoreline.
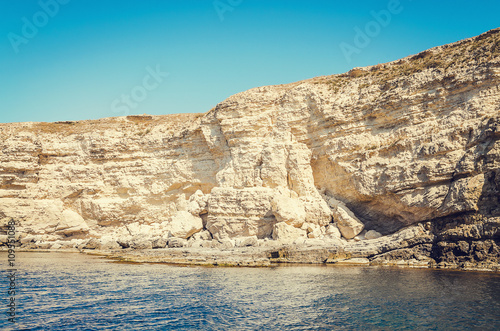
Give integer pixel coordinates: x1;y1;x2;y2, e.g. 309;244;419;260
1;29;499;272
4;244;498;272
5;217;499;271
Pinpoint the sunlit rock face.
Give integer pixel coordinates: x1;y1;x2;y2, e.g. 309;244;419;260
1;29;499;255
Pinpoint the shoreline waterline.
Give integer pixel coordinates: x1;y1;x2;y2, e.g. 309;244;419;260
2;247;499;272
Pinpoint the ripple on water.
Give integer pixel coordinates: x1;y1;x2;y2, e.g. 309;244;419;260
0;252;499;330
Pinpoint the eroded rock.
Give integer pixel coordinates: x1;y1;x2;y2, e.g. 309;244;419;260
272;222;307;243
0;29;499;270
168;211;203;239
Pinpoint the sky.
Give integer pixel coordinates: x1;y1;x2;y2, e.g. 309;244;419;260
1;0;499;123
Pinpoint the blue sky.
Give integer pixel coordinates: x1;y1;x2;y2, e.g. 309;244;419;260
1;0;499;123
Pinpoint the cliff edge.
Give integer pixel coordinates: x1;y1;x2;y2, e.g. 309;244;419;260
2;28;500;270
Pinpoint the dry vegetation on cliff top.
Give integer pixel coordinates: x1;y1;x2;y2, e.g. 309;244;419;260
313;28;500;92
0;113;203;138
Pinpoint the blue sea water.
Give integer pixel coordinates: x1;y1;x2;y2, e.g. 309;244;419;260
1;252;499;330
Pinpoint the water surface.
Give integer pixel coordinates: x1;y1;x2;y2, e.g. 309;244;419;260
1;252;499;330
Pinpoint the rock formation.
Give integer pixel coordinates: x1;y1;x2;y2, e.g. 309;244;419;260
1;28;499;270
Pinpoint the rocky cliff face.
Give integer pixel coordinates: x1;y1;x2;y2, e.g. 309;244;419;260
1;29;499;269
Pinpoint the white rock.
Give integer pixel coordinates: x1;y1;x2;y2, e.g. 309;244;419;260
83;238;101;249
167;237;187;248
168;211;203;239
325;224;341;239
206;187;275;239
187;190;208;215
101;240;121;250
331;200;364;239
307;226;322;239
56;210;90;236
302;197;333;226
186;239;203;248
218;238;236;249
271;194;306;227
200;240;214;248
130;238;152;249
334;258;370;265
272;222;307;243
235;236;258;247
20;236;36;244
152;237;168;249
191;230;212;241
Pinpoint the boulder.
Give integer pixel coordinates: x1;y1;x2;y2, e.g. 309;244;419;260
307;227;323;239
235;236;258;247
168;237;187;248
117;238;131;249
330;200;364;239
325;224;342;239
365;230;382;240
191;230;212;241
100;240;121;250
218;238;236;249
152;237;168;249
82;238;101;250
271;194;306;227
201;240;214;248
168;211;203;239
303;223;323;239
302;197;333;226
187;190;208;215
130;239;152;250
272;222;307;243
56;210;90;236
186;239;203;248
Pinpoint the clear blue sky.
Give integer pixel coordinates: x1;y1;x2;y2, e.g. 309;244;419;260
1;0;499;123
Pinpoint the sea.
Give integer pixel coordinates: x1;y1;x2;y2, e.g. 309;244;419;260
1;252;499;330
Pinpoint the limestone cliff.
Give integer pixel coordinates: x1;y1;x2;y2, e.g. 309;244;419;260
1;29;500;269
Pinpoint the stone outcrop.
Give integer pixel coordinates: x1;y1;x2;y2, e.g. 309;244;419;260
1;28;500;270
272;222;307;243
